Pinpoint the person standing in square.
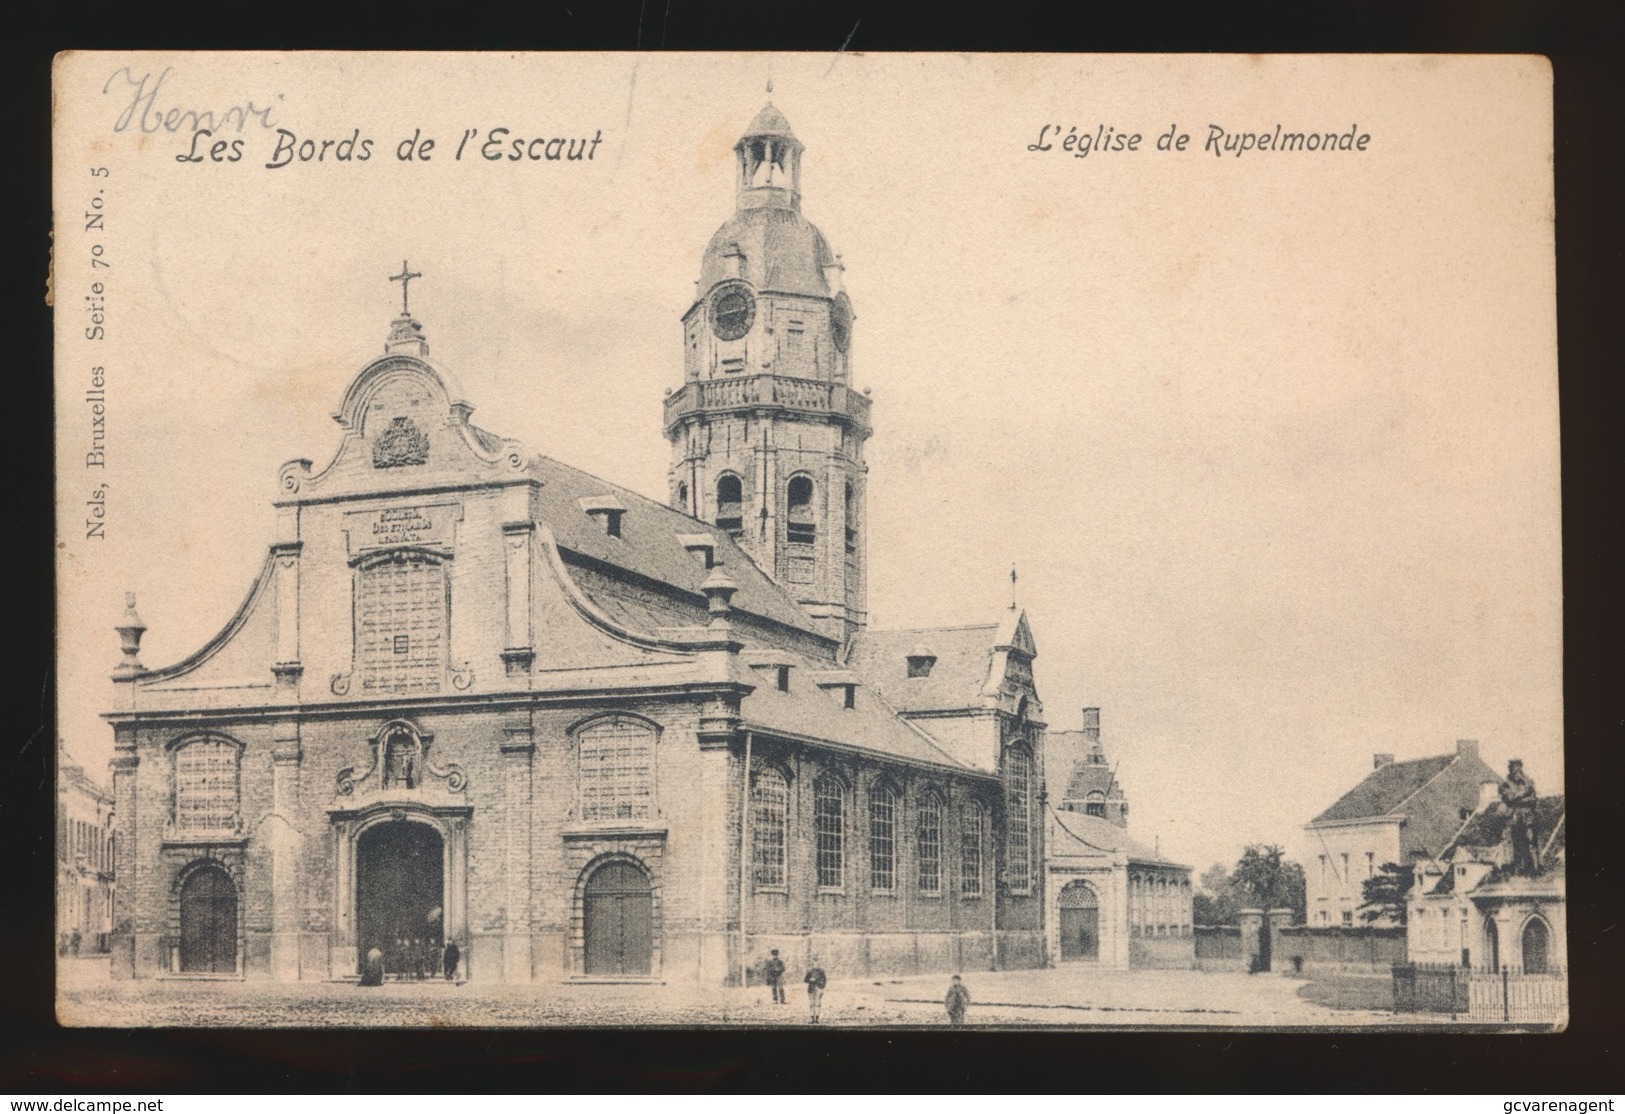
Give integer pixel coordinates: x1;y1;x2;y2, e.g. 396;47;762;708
763;949;787;1004
804;960;827;1024
944;974;970;1027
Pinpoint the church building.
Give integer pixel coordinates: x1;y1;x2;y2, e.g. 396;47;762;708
105;102;1051;984
1042;709;1193;968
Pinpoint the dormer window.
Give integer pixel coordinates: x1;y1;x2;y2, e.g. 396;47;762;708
677;534;716;569
777;665;791;692
814;673;859;708
906;655;936;679
579;496;626;538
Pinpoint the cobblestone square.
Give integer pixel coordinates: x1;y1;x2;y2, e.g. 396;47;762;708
58;958;1427;1029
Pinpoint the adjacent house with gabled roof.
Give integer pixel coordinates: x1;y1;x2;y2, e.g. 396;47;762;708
1302;739;1499;927
1408;790;1565;973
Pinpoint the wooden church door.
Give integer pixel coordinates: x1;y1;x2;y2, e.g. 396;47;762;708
179;865;237;973
1058;881;1100;961
583;861;652;975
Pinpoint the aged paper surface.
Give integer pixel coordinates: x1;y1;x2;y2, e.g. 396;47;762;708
53;52;1561;1028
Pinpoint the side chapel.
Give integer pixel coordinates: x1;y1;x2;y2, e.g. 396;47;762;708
106;101;1052;984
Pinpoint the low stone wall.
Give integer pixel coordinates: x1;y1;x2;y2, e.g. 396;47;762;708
1130;933;1195;969
1275;925;1405;973
1193;925;1243;971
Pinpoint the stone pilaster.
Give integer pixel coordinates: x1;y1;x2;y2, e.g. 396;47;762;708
500;726;535;980
501;522;535;675
108;731;139;979
270;542;303;696
268;725;303;980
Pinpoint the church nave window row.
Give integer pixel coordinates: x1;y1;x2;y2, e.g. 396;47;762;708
756;767;991;900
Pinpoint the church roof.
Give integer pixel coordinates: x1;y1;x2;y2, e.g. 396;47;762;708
699;206;835;300
525;451;826;639
1049;808;1185;869
1310;754;1457;824
846;624;1003;713
740;658;979;773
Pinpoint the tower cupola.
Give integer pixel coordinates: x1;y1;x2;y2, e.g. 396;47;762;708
735;101;804;211
664;99;872;643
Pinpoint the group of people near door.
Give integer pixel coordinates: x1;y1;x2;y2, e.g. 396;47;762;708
358;938;462;986
759;949;970;1026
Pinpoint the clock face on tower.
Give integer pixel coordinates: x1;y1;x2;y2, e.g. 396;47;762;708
830;292;853;353
709;282;756;341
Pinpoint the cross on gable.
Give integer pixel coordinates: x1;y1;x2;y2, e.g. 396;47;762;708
389;260;423;316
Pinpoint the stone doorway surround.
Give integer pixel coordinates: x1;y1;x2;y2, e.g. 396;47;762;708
328;802;471;979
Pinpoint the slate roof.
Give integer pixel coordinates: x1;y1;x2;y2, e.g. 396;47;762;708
742;102;797;140
699;207;835;299
527;451;824;637
739;653;979;773
845;625;1001;713
1310;754;1457;824
512;453;981;773
1050;808;1183;868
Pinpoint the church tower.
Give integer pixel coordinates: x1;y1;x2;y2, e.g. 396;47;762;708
665;100;870;642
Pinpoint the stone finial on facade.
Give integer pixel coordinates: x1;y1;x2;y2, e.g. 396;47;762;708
113;592;148;678
385;314;430;357
701;563;739;630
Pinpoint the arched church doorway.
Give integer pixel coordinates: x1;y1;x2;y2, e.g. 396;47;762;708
179;864;237;973
1521;917;1550;974
1058;880;1100;961
356;820;444;979
583;859;652;975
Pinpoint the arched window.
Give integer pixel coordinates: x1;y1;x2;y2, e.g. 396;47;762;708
814;776;845;889
960;802;984;898
174;737;240;833
356;550;447;694
844;481;857;555
676;481;689;512
916;793;944;895
751;767;789;889
715;474;743;538
1005;747;1033;893
786;475;816;545
869;784;897;891
1085;790;1107;818
1522;917;1550;975
578;717;656;821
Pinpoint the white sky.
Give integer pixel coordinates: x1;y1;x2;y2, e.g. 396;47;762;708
54;53;1560;873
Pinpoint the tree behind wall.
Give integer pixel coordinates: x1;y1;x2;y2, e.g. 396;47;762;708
1229;844;1307;925
1358;861;1412;924
1193;863;1240;926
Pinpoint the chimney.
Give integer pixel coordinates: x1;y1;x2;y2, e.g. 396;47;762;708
1082;707;1101;742
1373;753;1394;769
1455;739;1479;760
